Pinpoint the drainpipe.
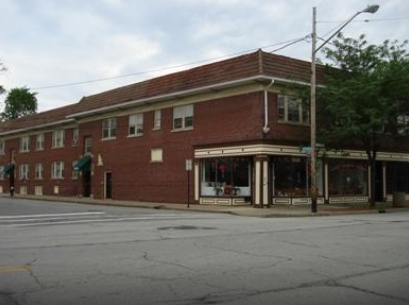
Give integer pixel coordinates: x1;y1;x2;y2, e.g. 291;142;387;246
263;79;275;134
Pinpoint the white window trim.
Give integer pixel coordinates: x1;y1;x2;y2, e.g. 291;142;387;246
52;130;65;148
172;104;194;131
19;164;29;180
36;134;45;151
35;163;44;180
102;118;117;140
153;110;161;130
128;114;144;137
20;136;30;152
51;161;64;179
278;95;309;125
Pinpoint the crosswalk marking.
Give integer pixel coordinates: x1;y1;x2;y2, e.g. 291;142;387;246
0;212;199;227
0;212;106;220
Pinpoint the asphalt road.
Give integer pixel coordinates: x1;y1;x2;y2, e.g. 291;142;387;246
1;197;409;305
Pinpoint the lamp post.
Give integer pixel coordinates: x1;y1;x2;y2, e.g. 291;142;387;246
310;5;379;213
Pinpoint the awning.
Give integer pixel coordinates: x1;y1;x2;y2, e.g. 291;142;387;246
73;155;91;171
2;163;14;175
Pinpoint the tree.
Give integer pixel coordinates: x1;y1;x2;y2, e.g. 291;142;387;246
1;87;38;121
318;34;409;206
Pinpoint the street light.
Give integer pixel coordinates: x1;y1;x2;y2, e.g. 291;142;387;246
310;5;379;213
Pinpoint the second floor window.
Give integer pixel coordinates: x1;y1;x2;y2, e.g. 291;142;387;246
153;110;161;130
129;114;143;136
36;134;45;150
173;104;193;130
102;118;117;139
51;161;64;179
20;136;30;152
72;128;79;146
52;130;65;148
278;95;308;124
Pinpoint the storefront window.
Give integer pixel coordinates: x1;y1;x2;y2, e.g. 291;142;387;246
201;157;251;197
274;157;308;197
328;160;367;196
386;162;409;193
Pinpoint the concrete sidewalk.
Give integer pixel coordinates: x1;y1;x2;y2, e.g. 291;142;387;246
6;194;409;217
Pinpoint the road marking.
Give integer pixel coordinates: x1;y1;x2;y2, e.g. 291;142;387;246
0;264;31;273
0;212;106;220
8;216;197;227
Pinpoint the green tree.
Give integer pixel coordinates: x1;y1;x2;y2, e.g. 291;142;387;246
0;62;6;94
1;87;38;120
318;34;409;206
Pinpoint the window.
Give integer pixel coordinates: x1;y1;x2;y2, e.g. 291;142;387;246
52;130;65;148
0;140;5;155
19;164;29;180
36;134;44;150
72;128;79;146
328;160;367;196
35;164;44;180
84;137;92;153
51;161;64;179
0;166;4;180
201;157;251;197
173;104;193;130
102;118;117;139
277;95;308;124
153;110;161;130
128;114;143;136
151;148;163;163
20;136;30;152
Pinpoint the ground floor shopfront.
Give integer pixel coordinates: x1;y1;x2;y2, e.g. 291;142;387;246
194;144;409;206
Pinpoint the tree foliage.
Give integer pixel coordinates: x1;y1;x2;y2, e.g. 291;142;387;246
1;87;38;121
318;34;409;205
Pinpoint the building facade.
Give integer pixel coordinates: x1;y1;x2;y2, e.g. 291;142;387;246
1;50;409;206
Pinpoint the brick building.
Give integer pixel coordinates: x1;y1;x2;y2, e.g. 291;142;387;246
1;50;409;206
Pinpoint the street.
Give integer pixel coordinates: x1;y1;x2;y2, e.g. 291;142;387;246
1;197;409;305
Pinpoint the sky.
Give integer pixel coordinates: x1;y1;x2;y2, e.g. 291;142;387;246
0;0;408;112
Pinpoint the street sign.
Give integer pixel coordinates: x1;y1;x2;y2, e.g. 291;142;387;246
185;159;192;171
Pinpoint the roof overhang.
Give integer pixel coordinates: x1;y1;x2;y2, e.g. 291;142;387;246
0;119;75;137
67;75;313;119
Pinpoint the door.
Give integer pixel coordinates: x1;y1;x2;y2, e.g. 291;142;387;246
105;172;112;199
83;170;91;197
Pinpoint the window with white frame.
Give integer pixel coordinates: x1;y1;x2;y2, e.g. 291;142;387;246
20;136;30;152
173;104;193;130
84;136;92;153
153;110;161;130
0;140;5;155
19;164;29;180
52;130;65;148
35;163;44;180
102;118;117;139
36;133;44;150
51;161;64;179
277;95;309;124
128;114;144;136
72;128;79;146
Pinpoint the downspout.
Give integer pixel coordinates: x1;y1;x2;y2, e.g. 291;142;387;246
263;79;275;134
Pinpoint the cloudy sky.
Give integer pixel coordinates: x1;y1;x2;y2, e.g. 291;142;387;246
0;0;408;112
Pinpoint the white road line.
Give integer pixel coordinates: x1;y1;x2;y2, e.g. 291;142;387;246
8;216;194;227
0;212;106;220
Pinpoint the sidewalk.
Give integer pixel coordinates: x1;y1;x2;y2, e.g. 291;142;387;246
7;194;409;217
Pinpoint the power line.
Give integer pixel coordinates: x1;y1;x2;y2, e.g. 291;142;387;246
31;36;310;91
